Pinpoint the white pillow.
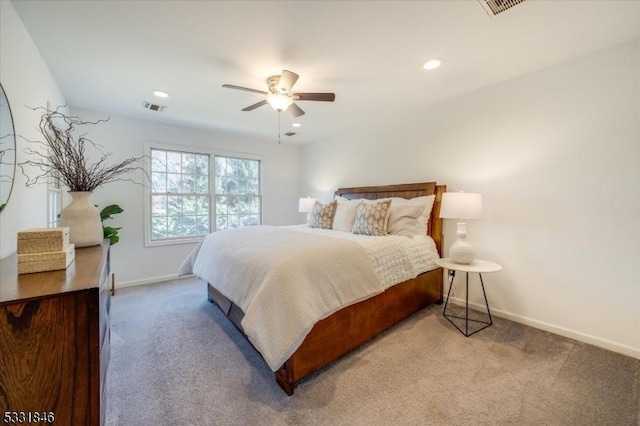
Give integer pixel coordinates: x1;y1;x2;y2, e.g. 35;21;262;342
333;196;362;232
387;204;424;237
387;195;436;237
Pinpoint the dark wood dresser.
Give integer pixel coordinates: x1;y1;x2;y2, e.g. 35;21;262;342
0;240;111;425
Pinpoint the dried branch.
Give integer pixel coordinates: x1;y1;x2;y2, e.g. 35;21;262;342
17;106;149;192
0;134;14;183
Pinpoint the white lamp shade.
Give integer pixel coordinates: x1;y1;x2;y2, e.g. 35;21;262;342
268;93;293;112
439;192;483;220
298;197;317;213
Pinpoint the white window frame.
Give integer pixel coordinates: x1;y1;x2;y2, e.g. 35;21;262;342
144;143;263;247
47;173;62;228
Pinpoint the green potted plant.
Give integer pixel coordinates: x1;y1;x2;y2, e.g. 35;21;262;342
100;204;123;245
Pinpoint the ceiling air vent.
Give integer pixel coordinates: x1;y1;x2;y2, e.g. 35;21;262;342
142;101;167;112
478;0;527;16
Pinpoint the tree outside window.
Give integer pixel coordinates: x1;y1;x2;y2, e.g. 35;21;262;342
214;155;261;230
148;149;261;243
150;148;210;241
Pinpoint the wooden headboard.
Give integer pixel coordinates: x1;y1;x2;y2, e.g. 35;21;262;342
334;182;446;256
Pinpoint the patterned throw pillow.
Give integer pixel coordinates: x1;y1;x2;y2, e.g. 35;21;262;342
352;199;392;236
306;200;337;229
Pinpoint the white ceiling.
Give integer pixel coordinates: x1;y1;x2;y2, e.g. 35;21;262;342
11;0;640;145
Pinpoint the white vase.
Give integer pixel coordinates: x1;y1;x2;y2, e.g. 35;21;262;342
59;191;103;248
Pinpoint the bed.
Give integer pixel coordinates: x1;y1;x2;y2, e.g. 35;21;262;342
182;182;446;394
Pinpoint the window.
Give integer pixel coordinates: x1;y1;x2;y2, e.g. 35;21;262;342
214;155;261;230
147;148;261;245
47;174;62;228
150;148;211;241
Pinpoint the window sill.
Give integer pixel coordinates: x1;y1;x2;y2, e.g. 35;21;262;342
145;236;204;248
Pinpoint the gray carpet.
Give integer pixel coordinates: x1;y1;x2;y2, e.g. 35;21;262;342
106;277;640;426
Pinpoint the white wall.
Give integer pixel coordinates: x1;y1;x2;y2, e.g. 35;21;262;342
68;108;301;285
0;1;66;258
300;39;640;358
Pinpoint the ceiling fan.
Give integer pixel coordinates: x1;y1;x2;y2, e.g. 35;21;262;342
222;70;335;117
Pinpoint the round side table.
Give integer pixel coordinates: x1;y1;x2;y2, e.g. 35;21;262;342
435;258;502;337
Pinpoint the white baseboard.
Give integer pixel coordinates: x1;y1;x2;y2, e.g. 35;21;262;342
447;296;640;360
114;273;195;289
114;276;639;360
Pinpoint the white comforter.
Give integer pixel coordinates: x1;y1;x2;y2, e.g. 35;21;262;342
180;225;438;371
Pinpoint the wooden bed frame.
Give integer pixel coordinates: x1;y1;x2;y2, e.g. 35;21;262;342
206;182;446;395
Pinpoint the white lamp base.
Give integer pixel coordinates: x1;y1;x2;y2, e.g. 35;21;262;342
450;222;476;264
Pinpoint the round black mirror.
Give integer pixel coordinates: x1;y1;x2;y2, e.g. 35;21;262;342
0;83;16;213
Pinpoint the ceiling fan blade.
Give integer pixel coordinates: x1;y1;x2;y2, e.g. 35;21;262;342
293;92;335;102
288;103;305;117
242;100;268;111
222;84;268;95
278;70;299;93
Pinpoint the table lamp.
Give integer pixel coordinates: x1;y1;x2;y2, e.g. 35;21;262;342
298;197;317;213
439;191;483;264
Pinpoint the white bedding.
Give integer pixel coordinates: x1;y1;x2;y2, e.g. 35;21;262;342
180;225;439;371
283;225;439;287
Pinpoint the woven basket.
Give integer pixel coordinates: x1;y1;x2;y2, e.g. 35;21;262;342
17;227;70;254
18;244;75;274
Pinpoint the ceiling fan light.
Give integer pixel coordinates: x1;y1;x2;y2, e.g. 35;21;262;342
267;93;293;112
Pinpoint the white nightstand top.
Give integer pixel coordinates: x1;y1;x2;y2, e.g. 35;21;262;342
435;258;502;274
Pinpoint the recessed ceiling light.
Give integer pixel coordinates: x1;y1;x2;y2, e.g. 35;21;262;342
423;59;442;70
152;90;170;98
292;123;302;128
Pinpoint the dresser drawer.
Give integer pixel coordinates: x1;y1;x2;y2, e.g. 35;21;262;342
0;297;72;415
99;272;111;349
0;241;110;426
99;328;110;426
100;325;110;396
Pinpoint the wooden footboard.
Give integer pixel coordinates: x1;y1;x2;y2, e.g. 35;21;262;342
208;267;442;395
275;268;442;394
